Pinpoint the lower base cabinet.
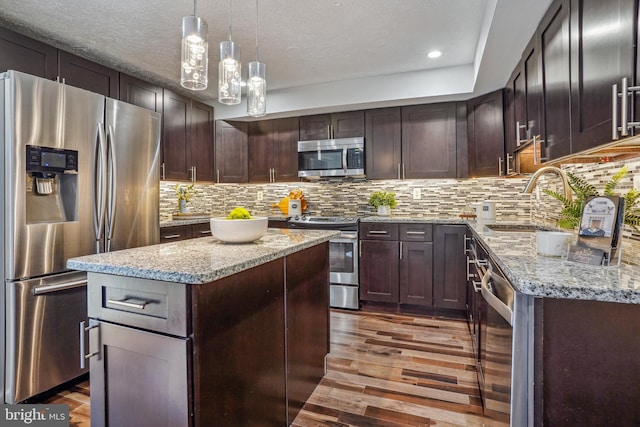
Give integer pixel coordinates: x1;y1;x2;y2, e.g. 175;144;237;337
433;225;467;311
87;243;329;427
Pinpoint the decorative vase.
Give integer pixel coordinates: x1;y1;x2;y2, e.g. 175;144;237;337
178;199;189;214
377;205;391;216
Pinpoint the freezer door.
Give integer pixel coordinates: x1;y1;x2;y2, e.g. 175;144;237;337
3;71;104;279
5;271;89;403
104;99;160;251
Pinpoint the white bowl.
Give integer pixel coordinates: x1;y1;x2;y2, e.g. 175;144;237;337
209;217;268;243
536;231;573;257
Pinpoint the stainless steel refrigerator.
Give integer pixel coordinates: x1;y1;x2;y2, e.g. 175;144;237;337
0;70;160;403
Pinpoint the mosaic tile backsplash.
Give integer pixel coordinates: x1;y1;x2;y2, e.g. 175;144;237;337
160;157;640;265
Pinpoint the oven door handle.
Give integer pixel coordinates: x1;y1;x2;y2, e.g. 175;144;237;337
480;269;513;325
333;233;358;241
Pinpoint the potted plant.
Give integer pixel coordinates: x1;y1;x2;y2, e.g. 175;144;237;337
543;166;640;232
369;191;398;216
175;183;196;214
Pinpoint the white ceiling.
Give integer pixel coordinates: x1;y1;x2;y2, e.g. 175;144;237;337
0;0;552;120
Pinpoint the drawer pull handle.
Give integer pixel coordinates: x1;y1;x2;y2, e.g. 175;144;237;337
162;234;182;239
368;230;388;235
199;230;212;235
406;231;425;235
80;320;99;369
107;298;151;310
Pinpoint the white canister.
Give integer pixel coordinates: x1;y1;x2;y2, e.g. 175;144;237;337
470;202;482;217
482;200;496;222
288;199;302;217
536;231;573;257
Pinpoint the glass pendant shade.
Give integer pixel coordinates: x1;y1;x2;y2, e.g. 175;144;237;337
218;41;241;105
247;61;266;117
180;15;208;90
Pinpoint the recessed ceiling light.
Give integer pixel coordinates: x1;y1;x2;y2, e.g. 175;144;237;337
428;50;442;59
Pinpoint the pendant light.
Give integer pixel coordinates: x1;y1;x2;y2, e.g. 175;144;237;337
247;0;266;117
180;0;208;90
218;0;241;105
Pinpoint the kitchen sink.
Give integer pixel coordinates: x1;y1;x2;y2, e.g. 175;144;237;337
484;224;553;232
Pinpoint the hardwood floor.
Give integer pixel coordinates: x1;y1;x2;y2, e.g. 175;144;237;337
37;310;506;426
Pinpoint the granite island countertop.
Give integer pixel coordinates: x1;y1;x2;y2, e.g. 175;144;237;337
67;228;339;284
361;215;640;304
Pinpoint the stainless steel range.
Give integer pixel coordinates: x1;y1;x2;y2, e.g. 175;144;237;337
288;216;360;309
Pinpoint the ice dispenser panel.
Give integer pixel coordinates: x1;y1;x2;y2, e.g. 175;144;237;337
25;145;79;223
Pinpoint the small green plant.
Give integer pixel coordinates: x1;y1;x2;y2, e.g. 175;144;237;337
368;191;398;209
542;166;640;232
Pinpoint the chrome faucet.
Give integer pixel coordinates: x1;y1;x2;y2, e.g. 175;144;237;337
522;166;573;201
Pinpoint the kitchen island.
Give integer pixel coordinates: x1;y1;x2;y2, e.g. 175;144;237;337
67;228;339;427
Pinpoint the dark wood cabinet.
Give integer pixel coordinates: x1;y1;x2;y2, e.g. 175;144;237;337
248;117;299;183
162;89;214;182
159;222;211;242
433;225;467;311
466;90;505;177
524;38;542;142
539;0;572;161
299;110;364;140
364;107;402;180
569;0;636;152
399;224;433;306
215;120;249;183
401;103;458;179
119;73;163;113
0;27;57;80
58;51;119;98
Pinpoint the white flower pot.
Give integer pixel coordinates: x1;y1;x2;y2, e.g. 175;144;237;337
377;205;391;216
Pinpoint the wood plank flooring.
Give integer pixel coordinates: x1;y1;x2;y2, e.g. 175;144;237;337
37;310;506;426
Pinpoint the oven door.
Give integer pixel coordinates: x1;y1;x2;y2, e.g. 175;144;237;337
329;232;358;285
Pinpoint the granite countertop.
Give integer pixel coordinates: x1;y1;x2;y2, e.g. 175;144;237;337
67;229;339;285
362;216;640;304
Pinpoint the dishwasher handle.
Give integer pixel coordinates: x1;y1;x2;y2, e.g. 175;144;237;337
480;269;513;325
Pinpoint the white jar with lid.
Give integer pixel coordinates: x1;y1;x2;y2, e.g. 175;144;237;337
482;200;496;223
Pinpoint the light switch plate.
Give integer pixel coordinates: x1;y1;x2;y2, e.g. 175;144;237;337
257;191;264;201
412;188;421;200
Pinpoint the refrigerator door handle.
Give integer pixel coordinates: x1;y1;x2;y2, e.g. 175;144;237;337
105;125;118;252
94;123;107;253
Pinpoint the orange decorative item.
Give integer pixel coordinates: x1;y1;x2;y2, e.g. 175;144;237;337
272;189;307;214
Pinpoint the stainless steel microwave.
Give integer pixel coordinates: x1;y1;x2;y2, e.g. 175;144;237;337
297;137;365;178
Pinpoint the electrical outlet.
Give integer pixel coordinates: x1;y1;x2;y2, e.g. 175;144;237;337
412;188;421;200
257;191;263;201
634;174;640;191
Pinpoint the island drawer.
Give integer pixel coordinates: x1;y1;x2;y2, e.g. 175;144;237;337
87;272;190;337
399;223;433;241
360;223;399;240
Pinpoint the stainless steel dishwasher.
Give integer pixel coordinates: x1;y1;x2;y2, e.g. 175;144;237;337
475;244;530;427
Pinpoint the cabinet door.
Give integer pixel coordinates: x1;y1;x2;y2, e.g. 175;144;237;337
272;117;300;182
299;114;330;140
248;120;273;182
433;225;467;310
89;321;190;427
331;110;364;138
189;100;215;182
215;120;249;183
162;90;190;181
58;51;119;98
401;103;457;179
539;0;572;161
466;90;505;177
119;73;163;113
0;27;57;80
570;0;636;152
524;39;541;140
399;241;433;306
359;240;399;303
365;107;402;180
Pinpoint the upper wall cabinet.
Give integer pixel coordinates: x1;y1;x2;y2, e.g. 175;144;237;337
401;103;459;179
299;111;364;140
466;90;505;177
58;51;119;98
569;0;636;152
364;107;402;180
0;27;57;80
119;74;163;113
249;117;299;183
163;89;215;182
215;121;248;183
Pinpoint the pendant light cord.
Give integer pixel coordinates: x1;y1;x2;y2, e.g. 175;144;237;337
255;0;259;61
228;0;233;41
193;0;197;16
